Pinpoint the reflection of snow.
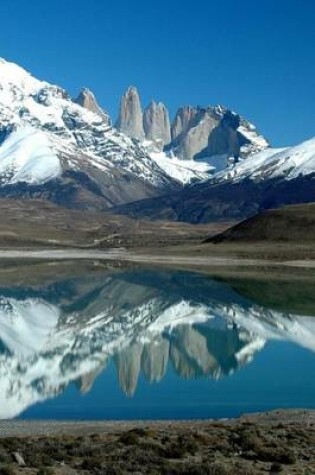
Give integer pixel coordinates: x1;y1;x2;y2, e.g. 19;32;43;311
0;273;314;419
0;297;59;356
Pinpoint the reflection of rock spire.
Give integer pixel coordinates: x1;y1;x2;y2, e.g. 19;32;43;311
141;336;170;383
0;267;314;420
76;360;108;394
114;343;143;397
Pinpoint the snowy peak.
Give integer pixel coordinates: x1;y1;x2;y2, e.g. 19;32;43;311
0;58;216;192
1;56;312;208
0;57;43;91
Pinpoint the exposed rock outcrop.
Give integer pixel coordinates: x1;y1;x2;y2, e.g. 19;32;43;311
168;108;219;160
170;106;197;142
143;100;171;148
169;106;267;161
74;88;111;125
206;110;243;160
115;86;268;162
116;86;145;140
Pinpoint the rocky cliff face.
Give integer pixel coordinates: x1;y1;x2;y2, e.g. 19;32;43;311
74;88;111;125
170;106;197;142
115;86;145;140
115;88;268;163
169;107;268;162
205;110;243;160
168;107;220;160
143;101;171;148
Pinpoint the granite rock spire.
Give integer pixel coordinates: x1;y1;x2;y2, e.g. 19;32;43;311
74;88;111;125
143;100;171;148
116;86;145;140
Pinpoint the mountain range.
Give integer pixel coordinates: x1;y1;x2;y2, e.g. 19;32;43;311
115;85;268;160
0;57;314;223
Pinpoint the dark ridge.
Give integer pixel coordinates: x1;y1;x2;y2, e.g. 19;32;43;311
205;203;315;243
112;174;315;224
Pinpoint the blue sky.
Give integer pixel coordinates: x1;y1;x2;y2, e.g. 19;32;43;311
0;0;314;146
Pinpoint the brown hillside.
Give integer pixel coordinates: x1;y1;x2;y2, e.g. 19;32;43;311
207;203;315;243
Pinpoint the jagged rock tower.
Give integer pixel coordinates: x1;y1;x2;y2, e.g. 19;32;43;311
116;86;145;140
74;88;111;125
143;100;171;148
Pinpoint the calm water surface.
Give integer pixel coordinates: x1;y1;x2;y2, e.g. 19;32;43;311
0;262;314;420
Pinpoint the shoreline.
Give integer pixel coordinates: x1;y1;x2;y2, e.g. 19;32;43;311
1;410;314;437
0;248;315;269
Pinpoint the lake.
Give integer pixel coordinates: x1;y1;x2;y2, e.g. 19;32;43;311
0;261;314;420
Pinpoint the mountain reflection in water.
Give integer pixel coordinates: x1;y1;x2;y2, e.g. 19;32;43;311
0;264;315;419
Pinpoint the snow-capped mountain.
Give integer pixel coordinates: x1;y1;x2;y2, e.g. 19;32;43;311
0;56;314;220
0;57;248;201
0;58;189;207
213;138;315;184
115;135;315;223
0;268;314;419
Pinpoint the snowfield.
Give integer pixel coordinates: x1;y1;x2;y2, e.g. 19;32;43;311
0;127;61;185
149;150;213;185
214;138;315;183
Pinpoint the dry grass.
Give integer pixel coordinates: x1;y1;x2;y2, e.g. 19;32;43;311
0;414;314;474
0;199;230;250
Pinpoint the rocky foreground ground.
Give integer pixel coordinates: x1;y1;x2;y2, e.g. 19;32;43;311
0;411;314;474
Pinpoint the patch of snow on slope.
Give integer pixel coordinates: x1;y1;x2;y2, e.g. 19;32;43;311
238;124;269;154
147;146;213;185
213;137;315;184
195;153;232;173
221;304;315;353
0;127;61;185
146;300;212;333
